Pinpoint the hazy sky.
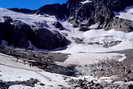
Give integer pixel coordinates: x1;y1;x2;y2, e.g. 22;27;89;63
0;0;68;9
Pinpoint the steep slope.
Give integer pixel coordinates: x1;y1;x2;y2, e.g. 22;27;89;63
36;4;69;20
0;8;70;49
0;1;133;89
67;0;133;32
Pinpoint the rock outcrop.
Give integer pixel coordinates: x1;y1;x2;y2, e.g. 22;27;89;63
105;17;133;32
67;0;133;31
0;16;70;49
9;8;35;14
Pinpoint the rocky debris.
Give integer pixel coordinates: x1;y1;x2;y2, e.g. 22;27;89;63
72;36;121;47
33;28;70;50
105;17;133;32
69;78;129;89
72;37;84;44
0;17;70;49
0;78;39;89
0;46;76;76
79;26;90;31
87;40;122;48
3;0;133;33
89;59;133;82
70;79;103;89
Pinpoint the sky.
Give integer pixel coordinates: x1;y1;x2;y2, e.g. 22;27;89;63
0;0;68;10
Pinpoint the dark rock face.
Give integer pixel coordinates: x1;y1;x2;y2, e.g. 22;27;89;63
53;22;65;30
35;4;69;20
0;78;39;89
32;28;70;49
67;0;133;31
0;46;76;76
0;17;70;50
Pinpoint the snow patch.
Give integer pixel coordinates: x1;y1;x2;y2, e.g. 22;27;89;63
81;0;92;4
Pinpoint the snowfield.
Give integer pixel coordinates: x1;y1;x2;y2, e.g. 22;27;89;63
0;53;69;89
0;8;57;30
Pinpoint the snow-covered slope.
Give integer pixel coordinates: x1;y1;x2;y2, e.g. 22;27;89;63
0;8;57;29
59;22;133;53
116;6;133;21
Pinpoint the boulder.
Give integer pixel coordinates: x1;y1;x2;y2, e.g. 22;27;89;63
53;22;65;30
32;28;70;49
0;17;70;50
105;17;133;32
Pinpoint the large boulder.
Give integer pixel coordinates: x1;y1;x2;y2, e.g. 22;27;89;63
9;8;35;14
67;0;114;29
105;17;133;32
0;17;70;49
0;19;34;48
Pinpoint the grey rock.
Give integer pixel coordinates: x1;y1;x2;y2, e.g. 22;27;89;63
0;17;70;50
67;0;133;32
105;17;133;32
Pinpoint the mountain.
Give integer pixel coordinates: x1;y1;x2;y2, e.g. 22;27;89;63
35;4;69;20
0;0;133;89
9;8;35;14
34;0;133;32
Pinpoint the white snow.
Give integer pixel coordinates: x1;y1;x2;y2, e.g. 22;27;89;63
64;53;126;65
0;53;69;89
56;23;133;65
58;28;133;54
0;8;133;88
81;0;92;4
116;6;133;21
